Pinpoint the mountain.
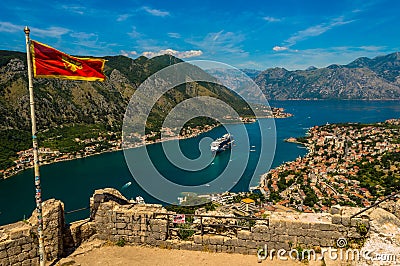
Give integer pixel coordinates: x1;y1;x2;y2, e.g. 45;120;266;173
240;69;261;79
254;52;400;100
0;51;253;171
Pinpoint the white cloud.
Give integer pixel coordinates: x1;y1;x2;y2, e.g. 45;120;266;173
143;6;170;17
117;14;131;22
69;32;99;48
263;16;281;23
285;16;354;46
128;26;142;38
0;21;21;33
142;49;203;59
187;30;247;56
121;50;138;57
60;5;85;15
168;32;181;38
32;26;70;38
273;46;289;52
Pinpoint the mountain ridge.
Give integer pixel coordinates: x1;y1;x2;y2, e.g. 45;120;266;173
253;51;400;100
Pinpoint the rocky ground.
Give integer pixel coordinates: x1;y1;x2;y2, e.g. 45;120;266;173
56;240;318;266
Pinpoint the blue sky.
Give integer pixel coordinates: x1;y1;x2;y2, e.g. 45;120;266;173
0;0;399;70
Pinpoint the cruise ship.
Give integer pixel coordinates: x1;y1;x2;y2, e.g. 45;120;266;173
210;134;233;154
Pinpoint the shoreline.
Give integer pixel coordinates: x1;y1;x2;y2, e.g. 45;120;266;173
3;124;218;180
3;112;292;180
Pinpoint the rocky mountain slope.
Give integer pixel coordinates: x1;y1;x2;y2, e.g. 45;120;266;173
0;51;252;171
254;52;400;100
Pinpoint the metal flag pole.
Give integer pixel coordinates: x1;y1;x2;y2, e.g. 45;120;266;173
24;26;46;266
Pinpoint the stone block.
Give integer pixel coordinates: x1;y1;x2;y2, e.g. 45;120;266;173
330;205;342;215
301;222;310;229
132;224;140;231
332;214;342;224
209;235;224;245
224;237;238;246
18;252;28;262
193;235;202;244
128;236;140;243
248;248;260;256
7;246;21;256
238;239;247;247
235;246;248;255
252;225;269;233
115;222;126;229
190;244;204;251
341;216;351;227
314;223;333;231
269;218;286;229
22;259;32;266
297;236;305;245
237;230;252;240
10;228;29;240
0;258;10;266
245;240;259;249
287;227;303;236
202;235;210;244
275;241;290;250
270;234;279;242
31;257;39;265
9;255;19;265
273;227;287;235
224;245;235;253
0;250;7;259
145;237;157;246
350;218;362;227
253;233;270;241
151;225;160;232
334;224;347;232
319;238;335;247
28;248;37;259
288;221;303;230
347;228;361;239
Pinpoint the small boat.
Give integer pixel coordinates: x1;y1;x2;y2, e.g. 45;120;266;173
121;181;132;189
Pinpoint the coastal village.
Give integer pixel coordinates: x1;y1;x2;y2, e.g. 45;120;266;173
0;107;291;179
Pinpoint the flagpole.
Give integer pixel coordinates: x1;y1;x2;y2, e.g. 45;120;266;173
24;26;46;266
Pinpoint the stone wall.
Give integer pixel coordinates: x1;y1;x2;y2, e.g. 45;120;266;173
0;199;64;266
0;188;372;265
90;188;168;245
90;188;370;256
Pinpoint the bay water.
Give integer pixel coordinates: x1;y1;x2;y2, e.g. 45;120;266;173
0;100;399;225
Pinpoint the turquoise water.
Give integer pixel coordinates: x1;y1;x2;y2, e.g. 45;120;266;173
0;100;399;225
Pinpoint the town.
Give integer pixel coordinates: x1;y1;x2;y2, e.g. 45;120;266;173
258;118;400;213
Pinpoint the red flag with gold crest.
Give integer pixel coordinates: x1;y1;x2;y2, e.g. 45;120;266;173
30;40;106;81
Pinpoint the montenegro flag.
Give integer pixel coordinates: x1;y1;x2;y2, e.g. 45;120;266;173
30;40;106;81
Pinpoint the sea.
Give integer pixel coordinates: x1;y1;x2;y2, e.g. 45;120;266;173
0;100;399;225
